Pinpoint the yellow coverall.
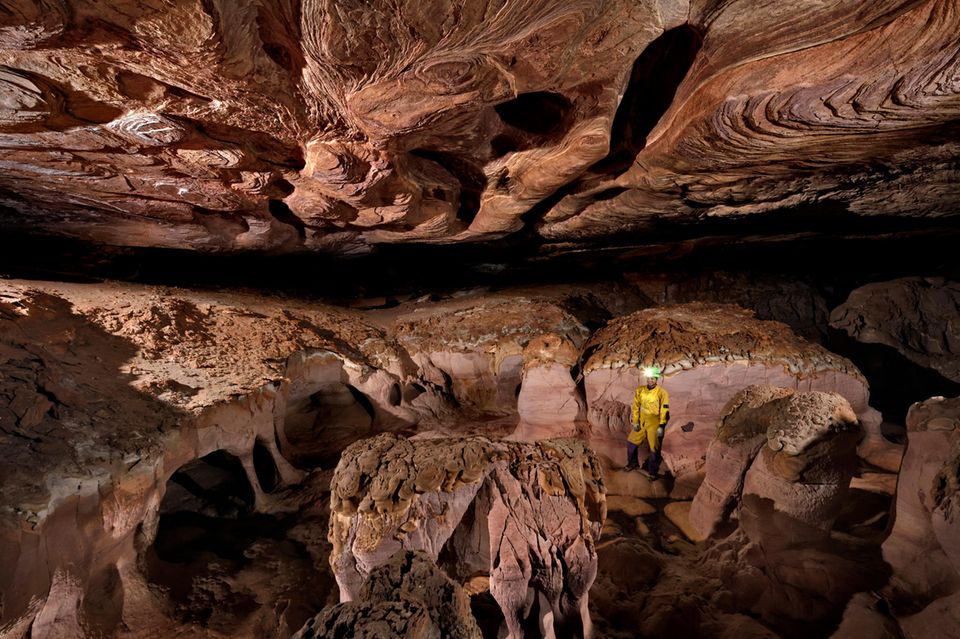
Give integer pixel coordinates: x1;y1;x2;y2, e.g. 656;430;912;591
627;385;670;451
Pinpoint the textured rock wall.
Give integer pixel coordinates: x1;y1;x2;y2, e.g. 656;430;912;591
0;280;438;637
830;277;960;383
689;385;861;541
882;395;960;638
328;433;606;638
0;0;957;254
579;303;886;480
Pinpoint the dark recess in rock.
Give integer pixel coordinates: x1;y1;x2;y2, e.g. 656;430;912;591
591;24;703;175
268;198;307;240
410;148;486;224
828;330;960;424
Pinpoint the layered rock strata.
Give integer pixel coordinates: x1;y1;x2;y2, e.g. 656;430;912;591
581;303;882;481
0;1;957;254
328;433;606;639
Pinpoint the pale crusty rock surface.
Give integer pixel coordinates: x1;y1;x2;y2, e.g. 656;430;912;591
328;433;606;638
0;279;449;639
291;550;481;639
0;279;419;511
882;395;960;636
391;297;589;416
690;385;861;540
626;272;830;342
688;385;794;538
830;277;960;383
0;1;957;255
580;303;880;480
517;332;586;426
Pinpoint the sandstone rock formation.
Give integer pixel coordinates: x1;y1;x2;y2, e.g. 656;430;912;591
0;0;956;256
830;277;960;383
391;296;589;419
689;385;861;540
0;271;955;638
328;433;606;638
882;395;960;638
685;387;885;629
580;303;882;481
291;550;481;639
626;271;830;342
517;332;586;427
0;280;436;637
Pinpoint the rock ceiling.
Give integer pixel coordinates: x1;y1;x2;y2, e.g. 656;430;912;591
0;0;958;256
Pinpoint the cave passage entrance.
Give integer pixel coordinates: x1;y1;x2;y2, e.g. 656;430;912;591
144;450;295;622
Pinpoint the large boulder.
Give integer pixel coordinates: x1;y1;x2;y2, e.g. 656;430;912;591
581;304;881;483
830;277;960;383
882;395;960;637
688;385;794;538
328;433;606;639
689;385;861;541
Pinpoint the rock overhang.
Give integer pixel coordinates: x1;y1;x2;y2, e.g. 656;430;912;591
0;0;956;260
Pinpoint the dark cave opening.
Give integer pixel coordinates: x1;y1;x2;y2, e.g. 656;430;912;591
409;148;486;224
494;91;572;135
145;450;297;625
268;198;307;239
253;440;280;494
283;383;376;468
828;329;960;424
160;450;255;521
470;591;505;639
591;24;703;175
490;91;574;158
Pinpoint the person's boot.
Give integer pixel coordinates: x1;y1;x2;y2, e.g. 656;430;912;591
642;451;662;479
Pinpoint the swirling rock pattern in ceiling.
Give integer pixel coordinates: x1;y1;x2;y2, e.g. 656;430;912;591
0;0;957;254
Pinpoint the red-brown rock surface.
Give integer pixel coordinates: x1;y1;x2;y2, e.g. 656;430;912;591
291;550;482;639
690;385;861;541
0;1;957;255
328;433;606;638
830;277;960;383
579;303;884;481
0;279;439;638
882;395;960;637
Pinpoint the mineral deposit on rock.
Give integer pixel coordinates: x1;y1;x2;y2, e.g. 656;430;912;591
580;303;883;481
328;433;606;638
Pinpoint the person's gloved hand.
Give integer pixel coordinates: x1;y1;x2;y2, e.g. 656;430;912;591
632;422;640;432
657;425;665;438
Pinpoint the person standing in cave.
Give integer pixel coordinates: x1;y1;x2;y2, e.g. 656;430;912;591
623;366;670;479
